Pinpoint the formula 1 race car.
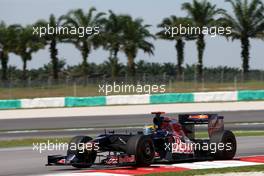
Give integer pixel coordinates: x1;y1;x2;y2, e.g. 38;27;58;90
46;112;237;168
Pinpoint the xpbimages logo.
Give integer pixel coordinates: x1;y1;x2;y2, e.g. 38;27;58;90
32;23;101;37
164;138;232;154
162;25;232;38
98;82;166;95
32;140;99;153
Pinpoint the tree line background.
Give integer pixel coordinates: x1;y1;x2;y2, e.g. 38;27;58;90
0;0;264;84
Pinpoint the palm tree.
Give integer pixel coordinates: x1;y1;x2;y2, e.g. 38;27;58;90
60;7;105;75
182;0;224;80
121;16;155;76
35;14;62;80
102;10;125;78
14;25;45;80
157;16;194;79
0;22;20;81
103;58;123;77
0;22;9;81
222;0;264;77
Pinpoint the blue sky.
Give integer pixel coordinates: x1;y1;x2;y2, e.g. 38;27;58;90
0;0;264;70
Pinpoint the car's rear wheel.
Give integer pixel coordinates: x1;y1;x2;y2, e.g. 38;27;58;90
67;136;97;168
126;135;155;167
210;130;237;160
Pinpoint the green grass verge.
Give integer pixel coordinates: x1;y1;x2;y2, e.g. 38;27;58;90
145;164;264;176
0;137;70;148
0;130;264;148
0;124;143;132
196;130;264;138
1;121;264;132
1;81;264;99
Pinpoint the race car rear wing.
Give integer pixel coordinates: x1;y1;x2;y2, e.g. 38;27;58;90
178;114;224;139
178;114;223;124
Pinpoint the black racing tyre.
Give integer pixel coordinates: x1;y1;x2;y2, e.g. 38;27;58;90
67;136;97;168
126;135;155;167
210;130;237;160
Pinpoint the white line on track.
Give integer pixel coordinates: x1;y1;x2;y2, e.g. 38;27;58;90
1;101;264;120
0;126;141;134
1;122;264;134
39;172;131;176
36;159;264;176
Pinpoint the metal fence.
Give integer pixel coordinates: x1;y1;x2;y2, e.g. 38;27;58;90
0;71;264;99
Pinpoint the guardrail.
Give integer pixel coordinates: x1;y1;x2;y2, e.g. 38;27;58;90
0;90;264;109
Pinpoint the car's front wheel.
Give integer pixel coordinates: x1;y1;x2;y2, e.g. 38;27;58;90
126;135;155;167
67;136;97;168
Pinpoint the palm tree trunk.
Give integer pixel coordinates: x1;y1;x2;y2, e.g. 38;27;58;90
127;53;135;77
113;48;118;59
22;56;27;80
241;37;250;79
111;58;118;79
175;39;185;80
196;34;205;82
50;38;59;80
1;51;8;81
81;42;89;75
109;49;119;78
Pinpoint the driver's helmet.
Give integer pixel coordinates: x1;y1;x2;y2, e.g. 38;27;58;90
143;125;155;135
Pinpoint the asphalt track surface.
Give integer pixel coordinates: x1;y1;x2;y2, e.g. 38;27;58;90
0;136;263;176
0;110;263;176
0;110;264;140
1;110;264;130
1;123;264;140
